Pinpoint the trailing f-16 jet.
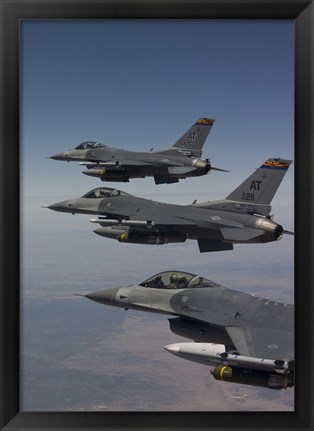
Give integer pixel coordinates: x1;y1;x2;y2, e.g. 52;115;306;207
49;118;228;184
48;158;293;253
82;270;294;390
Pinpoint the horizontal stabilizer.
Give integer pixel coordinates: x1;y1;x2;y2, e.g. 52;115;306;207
154;175;179;185
167;166;197;175
197;239;233;252
221;227;264;241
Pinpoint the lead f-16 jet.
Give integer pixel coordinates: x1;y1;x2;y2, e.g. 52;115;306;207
50;118;228;184
82;270;294;390
48;158;293;253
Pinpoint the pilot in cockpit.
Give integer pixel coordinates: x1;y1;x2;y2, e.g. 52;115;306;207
99;189;110;197
177;277;188;288
152;275;164;288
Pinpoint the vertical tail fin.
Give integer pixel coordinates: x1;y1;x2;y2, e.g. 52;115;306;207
156;118;215;157
172;118;215;157
226;158;293;205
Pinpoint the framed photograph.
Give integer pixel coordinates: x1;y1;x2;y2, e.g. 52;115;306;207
1;1;313;430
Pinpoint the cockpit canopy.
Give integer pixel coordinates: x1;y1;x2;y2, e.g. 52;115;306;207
75;141;105;150
82;187;129;199
140;271;218;290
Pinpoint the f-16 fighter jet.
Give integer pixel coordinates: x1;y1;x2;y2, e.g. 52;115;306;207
82;270;294;390
50;118;228;184
48;158;293;253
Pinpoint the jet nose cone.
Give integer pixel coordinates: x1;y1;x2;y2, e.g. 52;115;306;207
85;287;120;306
50;152;68;161
47;200;74;212
47;202;64;212
50;149;89;161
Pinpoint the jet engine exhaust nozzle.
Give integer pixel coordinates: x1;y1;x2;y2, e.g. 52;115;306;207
255;218;284;241
274;224;284;240
192;158;211;172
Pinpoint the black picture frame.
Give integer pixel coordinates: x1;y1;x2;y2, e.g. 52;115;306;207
1;1;313;430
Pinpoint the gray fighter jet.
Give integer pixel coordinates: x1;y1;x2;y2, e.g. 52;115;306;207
50;118;228;184
82;270;294;390
48;158;293;252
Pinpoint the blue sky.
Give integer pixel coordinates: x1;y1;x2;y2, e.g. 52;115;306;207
21;20;294;199
20;20;294;411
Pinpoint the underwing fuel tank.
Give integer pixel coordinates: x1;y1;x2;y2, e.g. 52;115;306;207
94;228;187;245
117;232;187;245
83;168;129;182
92;226;128;239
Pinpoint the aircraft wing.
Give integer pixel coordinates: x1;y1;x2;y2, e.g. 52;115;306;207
90;213;247;230
123;158;187;168
225;325;293;360
81;156;193;169
168;285;294;360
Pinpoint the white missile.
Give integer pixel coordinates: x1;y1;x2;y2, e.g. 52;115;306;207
164;343;226;367
90;218;155;227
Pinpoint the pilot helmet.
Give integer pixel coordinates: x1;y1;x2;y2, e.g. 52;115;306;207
170;274;178;283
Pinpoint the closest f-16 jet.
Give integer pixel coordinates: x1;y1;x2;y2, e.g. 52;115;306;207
82;270;294;390
48;158;293;253
50;118;228;185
